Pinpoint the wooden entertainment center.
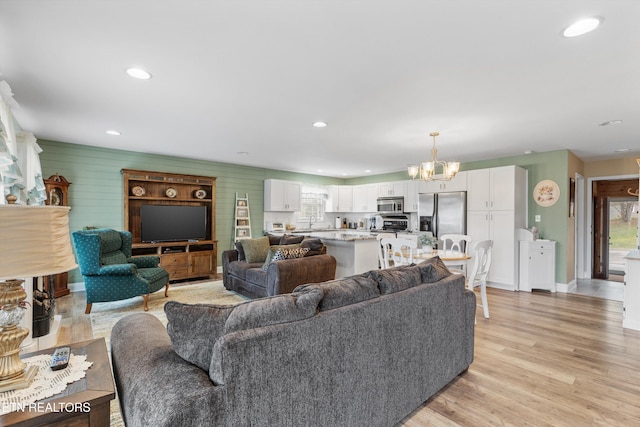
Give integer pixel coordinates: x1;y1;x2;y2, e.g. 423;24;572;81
122;169;217;281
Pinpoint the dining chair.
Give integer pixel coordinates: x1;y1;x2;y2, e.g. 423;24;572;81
380;237;416;269
376;233;396;268
467;240;493;319
439;234;473;275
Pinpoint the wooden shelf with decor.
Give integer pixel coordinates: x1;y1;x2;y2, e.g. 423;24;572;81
122;169;217;281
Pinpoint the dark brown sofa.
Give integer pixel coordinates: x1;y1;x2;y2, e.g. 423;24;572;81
222;235;337;299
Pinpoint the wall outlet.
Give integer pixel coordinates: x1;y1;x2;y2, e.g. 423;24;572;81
535;214;541;222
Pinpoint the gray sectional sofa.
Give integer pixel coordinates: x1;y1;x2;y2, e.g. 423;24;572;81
110;258;476;427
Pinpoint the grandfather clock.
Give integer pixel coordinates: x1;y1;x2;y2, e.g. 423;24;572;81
44;173;72;297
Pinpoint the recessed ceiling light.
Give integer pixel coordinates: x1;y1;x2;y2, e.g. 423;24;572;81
312;121;327;128
562;17;602;38
237;151;249;155
106;130;121;136
524;150;535;155
614;148;630;153
365;170;372;173
126;68;152;80
599;120;623;126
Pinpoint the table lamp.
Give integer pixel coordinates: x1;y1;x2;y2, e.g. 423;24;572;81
0;202;77;391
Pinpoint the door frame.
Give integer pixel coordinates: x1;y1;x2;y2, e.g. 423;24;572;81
575;173;585;279
586;174;639;278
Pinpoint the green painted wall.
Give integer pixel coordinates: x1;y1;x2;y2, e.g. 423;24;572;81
38;140;343;283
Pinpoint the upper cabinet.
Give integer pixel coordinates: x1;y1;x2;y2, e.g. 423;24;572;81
417;171;467;194
467;166;525;211
404;181;419;212
264;179;301;211
378;181;405;197
326;185;354;212
352;184;378;213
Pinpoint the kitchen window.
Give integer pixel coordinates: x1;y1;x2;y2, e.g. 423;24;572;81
299;190;326;222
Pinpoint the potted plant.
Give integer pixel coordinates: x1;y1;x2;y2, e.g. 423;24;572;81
418;234;437;253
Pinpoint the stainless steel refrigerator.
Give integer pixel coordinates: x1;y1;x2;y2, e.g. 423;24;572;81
418;191;467;238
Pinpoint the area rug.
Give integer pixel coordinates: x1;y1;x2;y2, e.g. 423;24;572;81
89;280;248;426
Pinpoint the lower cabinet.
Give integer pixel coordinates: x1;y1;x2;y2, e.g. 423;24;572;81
133;241;217;281
519;240;556;292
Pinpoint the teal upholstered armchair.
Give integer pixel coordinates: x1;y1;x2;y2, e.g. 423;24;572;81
72;228;170;314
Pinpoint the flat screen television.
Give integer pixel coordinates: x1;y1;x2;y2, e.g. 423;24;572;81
140;204;207;243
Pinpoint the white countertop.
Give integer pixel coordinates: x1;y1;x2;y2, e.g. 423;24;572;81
625;250;640;261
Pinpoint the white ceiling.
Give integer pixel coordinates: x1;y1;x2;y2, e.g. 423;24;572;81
1;0;639;178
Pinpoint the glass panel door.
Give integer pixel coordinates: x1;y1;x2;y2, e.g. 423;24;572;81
608;197;639;277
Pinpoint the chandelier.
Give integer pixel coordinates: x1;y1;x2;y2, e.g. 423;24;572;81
407;132;460;182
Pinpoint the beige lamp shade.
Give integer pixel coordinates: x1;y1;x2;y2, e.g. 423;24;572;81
0;205;78;279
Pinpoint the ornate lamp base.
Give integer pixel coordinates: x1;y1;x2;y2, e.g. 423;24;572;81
0;279;35;391
0;365;38;393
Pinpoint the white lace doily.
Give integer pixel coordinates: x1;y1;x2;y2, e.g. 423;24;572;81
0;353;93;415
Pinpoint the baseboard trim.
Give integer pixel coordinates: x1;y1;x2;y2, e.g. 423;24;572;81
69;281;85;293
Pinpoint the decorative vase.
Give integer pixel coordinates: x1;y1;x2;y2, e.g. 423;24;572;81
422;246;433;254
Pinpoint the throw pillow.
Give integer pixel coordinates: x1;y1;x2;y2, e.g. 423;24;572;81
164;301;236;371
223;286;323;334
417;257;452;282
279;246;309;259
279;234;305;245
265;234;281;246
261;248;286;270
240;236;270;263
261;246;310;270
295;272;380;311
235;241;246;261
300;238;324;256
368;265;422;294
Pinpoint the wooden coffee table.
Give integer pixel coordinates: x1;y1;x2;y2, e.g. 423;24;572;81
0;338;115;427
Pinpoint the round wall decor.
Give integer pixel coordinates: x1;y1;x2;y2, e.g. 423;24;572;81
194;189;207;199
533;179;560;207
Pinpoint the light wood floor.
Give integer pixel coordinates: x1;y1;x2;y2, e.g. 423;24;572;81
55;288;640;426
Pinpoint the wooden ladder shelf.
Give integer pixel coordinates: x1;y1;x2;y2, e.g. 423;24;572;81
233;192;252;244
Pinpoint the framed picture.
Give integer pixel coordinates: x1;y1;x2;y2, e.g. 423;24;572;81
236;229;248;238
237;208;248;218
569;177;576;218
237;200;247;207
237;219;248;226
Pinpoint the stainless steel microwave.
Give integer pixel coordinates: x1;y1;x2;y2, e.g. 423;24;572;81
377;197;404;214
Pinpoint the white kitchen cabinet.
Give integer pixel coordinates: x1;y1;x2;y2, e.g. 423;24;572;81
352;184;378;212
417;171;468;194
378;181;405;197
404;181;419;212
467;166;522;211
326;185;353;213
466;165;527;290
467;210;520;287
519;240;556;292
264;179;301;212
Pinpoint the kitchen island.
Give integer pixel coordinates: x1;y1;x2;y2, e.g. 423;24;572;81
292;229;380;278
